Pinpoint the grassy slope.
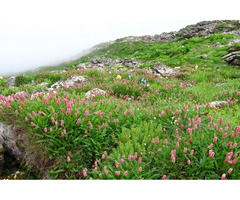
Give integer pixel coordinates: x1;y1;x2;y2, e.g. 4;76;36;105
0;32;240;180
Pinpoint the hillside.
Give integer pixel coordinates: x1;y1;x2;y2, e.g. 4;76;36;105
0;20;240;180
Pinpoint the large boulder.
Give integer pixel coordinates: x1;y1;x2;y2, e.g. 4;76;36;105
0;122;50;179
153;63;177;77
51;75;88;90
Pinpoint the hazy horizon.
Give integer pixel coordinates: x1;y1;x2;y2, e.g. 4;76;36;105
0;0;239;76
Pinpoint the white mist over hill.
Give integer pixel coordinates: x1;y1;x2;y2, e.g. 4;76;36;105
0;0;239;76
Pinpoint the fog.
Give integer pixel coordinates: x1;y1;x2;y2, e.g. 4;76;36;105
0;0;239;76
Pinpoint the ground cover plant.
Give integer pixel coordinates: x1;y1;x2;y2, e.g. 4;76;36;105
0;32;239;180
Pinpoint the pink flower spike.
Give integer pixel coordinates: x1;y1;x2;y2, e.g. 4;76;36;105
176;142;179;148
60;120;64;127
128;155;131;161
228;168;233;174
183;147;187;153
233;153;238;158
222;132;228;139
219;117;223;125
187;160;191;165
190;149;194;156
120;158;124;164
162;175;167;180
221;173;226;180
139;167;142;172
189;137;192;143
115;171;120;176
138;157;142;163
219;128;223;133
115;161;119;168
227;141;233;147
124;171;128;176
44;128;47;133
232;159;237;165
99;173;102;178
213;137;218;143
67;156;70;162
164;139;168;145
214;124;217;130
15;110;19;115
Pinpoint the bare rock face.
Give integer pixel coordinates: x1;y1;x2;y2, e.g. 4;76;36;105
85;88;106;99
51;75;88;90
153;63;177;77
0;122;50;179
76;57;144;70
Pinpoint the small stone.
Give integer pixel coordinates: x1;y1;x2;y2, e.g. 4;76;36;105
209;101;228;108
85;88;106;99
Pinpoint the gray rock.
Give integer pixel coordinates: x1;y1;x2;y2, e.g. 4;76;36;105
38;82;49;87
77;57;144;70
196;54;210;58
6;76;16;87
0;122;50;179
31;88;56;99
228;39;240;46
76;63;87;70
153;62;177;77
85;88;106;99
222;51;240;66
51;75;88;90
209;101;228;108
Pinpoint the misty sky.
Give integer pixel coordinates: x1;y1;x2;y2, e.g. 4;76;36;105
0;0;239;76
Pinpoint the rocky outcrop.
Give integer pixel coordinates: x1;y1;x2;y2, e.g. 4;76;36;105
222;51;240;66
85;88;106;99
115;20;240;43
0;122;50;179
51;75;88;89
77;57;144;70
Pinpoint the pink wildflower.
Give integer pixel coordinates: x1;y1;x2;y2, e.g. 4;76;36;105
214;124;217;130
187;160;191;165
128;155;131;161
219;128;223;133
15;110;19;115
67;156;70;162
120;158;124;164
228;168;233;174
84;109;89;117
31;122;34;127
162;175;167;180
232;159;237;165
176;142;179;148
208;143;213;149
213;137;218;143
138;157;142;163
32;111;36;118
227;141;233;147
90;124;93;130
139;167;142;172
190;149;194;156
61;120;64;127
115;171;120;175
115;161;119;168
183;147;187;153
221;173;226;180
25;117;28;122
44;128;47;133
164;139;168;145
219;117;223;125
99;173;102;178
189;137;192;143
124;171;128;176
222;132;228;139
